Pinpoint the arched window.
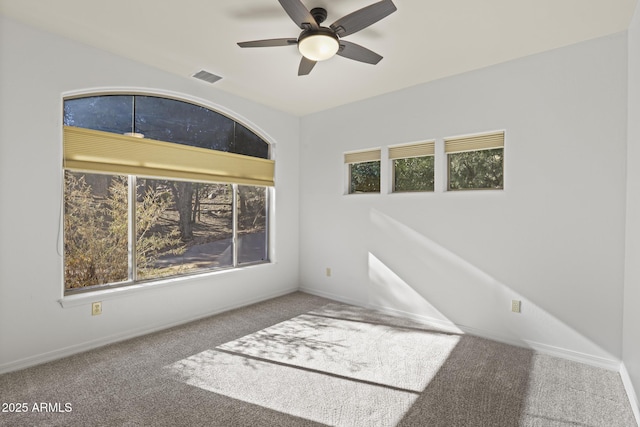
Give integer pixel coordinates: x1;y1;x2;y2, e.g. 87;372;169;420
62;94;273;294
64;95;269;158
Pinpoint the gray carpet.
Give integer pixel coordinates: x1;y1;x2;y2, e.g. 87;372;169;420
0;292;636;426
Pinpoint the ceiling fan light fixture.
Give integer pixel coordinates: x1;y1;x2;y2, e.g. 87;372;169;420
298;31;339;61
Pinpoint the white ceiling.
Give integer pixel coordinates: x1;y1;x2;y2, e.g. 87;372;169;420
1;0;637;115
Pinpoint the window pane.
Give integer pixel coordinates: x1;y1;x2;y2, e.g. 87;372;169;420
448;148;504;190
349;161;381;194
393;156;435;192
138;180;233;280
233;123;269;159
64;171;129;289
64;95;133;134
134;96;269;159
237;186;268;264
135;96;234;152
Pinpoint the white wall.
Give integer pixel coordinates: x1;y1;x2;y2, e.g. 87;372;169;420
299;33;628;368
623;1;640;419
0;17;300;373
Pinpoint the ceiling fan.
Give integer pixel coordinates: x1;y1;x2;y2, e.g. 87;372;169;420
237;0;397;76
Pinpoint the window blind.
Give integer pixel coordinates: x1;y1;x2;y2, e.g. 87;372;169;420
344;149;381;164
445;131;504;154
389;141;435;160
63;126;275;186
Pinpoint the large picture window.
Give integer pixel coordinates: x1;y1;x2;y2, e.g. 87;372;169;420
63;95;272;294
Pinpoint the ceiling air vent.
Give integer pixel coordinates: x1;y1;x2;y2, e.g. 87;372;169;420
192;70;222;84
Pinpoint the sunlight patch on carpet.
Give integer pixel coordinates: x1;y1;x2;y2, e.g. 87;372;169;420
164;304;460;426
165;349;418;426
218;313;459;392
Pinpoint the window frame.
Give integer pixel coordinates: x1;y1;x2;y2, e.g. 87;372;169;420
62;92;273;296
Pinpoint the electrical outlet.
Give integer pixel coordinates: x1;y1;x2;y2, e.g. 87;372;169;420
511;300;521;313
91;301;102;316
326;267;332;277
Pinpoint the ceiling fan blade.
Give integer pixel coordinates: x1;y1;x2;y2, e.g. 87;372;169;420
330;0;396;37
278;0;318;30
298;57;317;75
337;40;383;65
238;38;298;48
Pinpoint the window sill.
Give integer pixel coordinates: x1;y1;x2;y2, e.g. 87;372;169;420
58;262;269;308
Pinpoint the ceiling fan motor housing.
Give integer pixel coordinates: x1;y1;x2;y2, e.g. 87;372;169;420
310;7;328;24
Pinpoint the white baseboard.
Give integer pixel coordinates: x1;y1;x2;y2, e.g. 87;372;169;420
621;362;640;426
366;302;464;334
0;287;298;375
299;287;365;308
522;339;621;371
301;287;621;371
367;303;621;370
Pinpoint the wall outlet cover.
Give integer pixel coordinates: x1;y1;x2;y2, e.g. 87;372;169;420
92;302;102;316
511;300;521;313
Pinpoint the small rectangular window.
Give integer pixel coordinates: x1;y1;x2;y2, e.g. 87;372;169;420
345;150;381;194
445;131;504;191
390;142;435;192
